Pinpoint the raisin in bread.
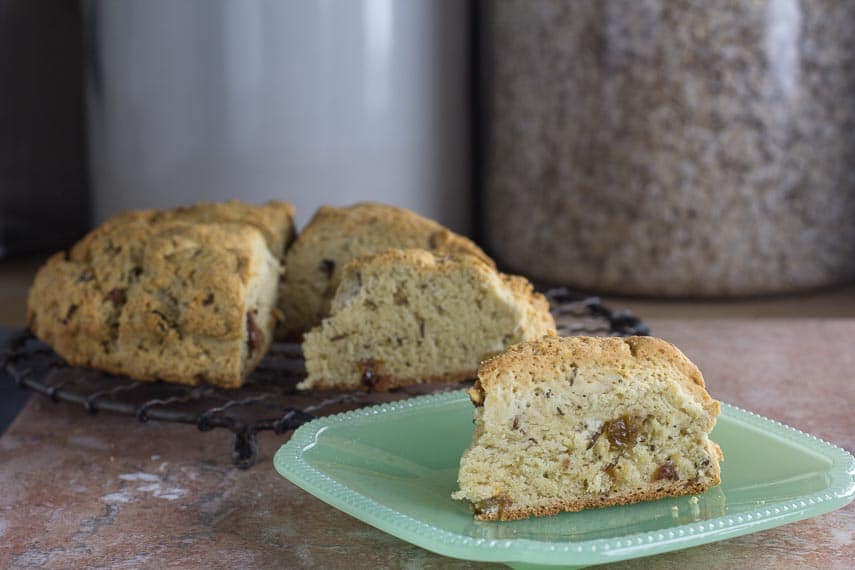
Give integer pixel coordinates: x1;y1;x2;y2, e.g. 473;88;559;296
453;336;723;521
27;201;295;388
277;203;493;338
299;249;555;391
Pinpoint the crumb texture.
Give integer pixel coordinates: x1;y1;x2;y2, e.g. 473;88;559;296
278;203;493;338
454;336;723;521
27;201;295;388
299;249;555;391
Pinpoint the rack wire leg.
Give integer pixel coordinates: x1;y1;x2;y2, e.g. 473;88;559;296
231;429;259;469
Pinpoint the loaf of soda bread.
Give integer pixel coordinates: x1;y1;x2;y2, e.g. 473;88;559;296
277;203;493;338
299;249;555;391
27;201;295;388
453;336;723;521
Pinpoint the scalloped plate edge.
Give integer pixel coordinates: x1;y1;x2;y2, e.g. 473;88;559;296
274;390;855;566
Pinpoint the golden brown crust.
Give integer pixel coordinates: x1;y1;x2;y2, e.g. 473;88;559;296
340;247;496;284
277;203;494;338
28;201;294;388
103;200;296;256
501;274;555;339
624;336;720;419
473;479;719;521
476;335;719;421
299;204;492;266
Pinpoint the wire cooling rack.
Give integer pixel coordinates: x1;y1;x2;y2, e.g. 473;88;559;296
0;288;648;468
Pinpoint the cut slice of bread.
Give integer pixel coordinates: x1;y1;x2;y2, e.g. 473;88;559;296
277;203;493;338
453;336;723;521
299;249;555;391
27;201;295;388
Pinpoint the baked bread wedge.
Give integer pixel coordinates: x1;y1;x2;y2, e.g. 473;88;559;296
27;201;295;388
299;249;555;391
277;203;493;338
453;336;723;521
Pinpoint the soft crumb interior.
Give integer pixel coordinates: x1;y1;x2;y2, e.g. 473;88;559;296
300;259;537;389
453;366;720;516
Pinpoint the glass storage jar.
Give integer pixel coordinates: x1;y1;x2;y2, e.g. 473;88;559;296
481;0;855;296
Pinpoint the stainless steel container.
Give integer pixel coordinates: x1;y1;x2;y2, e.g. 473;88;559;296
482;0;855;296
85;0;471;232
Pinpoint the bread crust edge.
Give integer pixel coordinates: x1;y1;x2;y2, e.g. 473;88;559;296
472;478;721;521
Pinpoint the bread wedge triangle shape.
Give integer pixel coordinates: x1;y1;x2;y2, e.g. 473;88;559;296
28;201;295;388
299;249;556;391
453;335;723;521
277;203;493;338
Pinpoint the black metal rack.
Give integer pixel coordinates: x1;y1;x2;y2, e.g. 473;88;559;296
0;288;648;468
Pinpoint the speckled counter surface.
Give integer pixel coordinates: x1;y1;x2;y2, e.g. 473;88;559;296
1;319;852;569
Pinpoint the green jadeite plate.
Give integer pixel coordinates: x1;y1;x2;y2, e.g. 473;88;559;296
274;390;855;569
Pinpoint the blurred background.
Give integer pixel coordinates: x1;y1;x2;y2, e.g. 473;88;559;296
3;0;855;336
1;4;853;562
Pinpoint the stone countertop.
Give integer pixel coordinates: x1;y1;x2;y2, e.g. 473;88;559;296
1;319;853;569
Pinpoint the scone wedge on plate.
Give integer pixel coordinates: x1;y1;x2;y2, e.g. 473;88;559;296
278;203;493;338
299;249;556;391
27;201;295;388
453;336;723;521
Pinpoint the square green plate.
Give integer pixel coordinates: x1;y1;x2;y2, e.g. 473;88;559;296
274;391;855;569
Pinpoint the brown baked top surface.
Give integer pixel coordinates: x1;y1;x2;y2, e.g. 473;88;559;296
296;202;493;266
477;335;719;418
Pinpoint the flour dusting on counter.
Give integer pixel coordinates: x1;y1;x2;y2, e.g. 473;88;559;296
102;472;188;503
